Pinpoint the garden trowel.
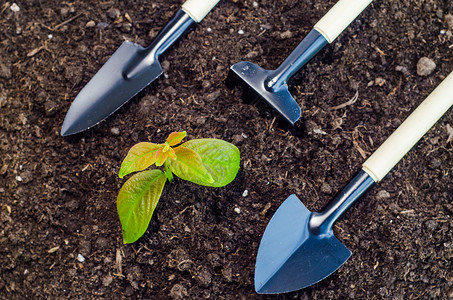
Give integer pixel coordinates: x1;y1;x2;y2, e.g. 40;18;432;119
255;71;453;294
228;0;373;125
61;0;220;136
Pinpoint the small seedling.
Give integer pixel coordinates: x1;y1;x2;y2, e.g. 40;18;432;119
117;131;240;244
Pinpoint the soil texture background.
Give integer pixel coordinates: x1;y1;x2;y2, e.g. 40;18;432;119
1;0;452;298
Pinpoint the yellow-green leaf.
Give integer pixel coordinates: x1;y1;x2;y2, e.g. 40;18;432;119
119;142;162;178
178;139;240;187
166;131;187;146
167;146;214;185
155;147;168;167
117;170;166;244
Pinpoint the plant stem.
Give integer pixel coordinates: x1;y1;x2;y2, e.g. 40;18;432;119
164;163;173;182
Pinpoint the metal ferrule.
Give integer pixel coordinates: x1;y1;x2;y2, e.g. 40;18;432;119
265;29;328;91
124;9;196;79
309;170;375;235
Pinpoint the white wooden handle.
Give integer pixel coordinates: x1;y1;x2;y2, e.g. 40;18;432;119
314;0;373;43
182;0;220;23
362;72;453;182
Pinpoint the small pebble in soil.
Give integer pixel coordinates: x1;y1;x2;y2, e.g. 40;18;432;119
110;127;120;135
97;22;109;29
107;8;120;19
0;61;12;79
321;182;332;194
377;190;391;199
10;3;20;12
207;27;212;33
161;60;170;72
60;7;69;17
102;274;113;286
242;190;248;197
76;254;85;262
121;23;132;32
253;1;258;7
16;175;22;182
238;29;244;35
445;14;453;29
395;65;409;75
234;207;241;214
280;30;293;39
86;20;96;28
416;57;436;76
67;268;77;277
375;77;386;86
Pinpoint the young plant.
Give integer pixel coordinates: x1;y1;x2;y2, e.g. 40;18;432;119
117;131;240;244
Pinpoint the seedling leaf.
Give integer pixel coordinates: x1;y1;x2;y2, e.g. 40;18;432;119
117;170;166;244
166;131;187;146
177;139;240;187
119;142;161;178
155;147;168;167
167;146;214;184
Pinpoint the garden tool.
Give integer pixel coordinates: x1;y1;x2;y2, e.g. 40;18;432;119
228;0;373;125
61;0;220;136
255;71;453;294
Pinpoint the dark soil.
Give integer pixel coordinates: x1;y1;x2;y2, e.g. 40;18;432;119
1;0;452;299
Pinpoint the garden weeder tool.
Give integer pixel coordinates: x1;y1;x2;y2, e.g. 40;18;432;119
228;0;373;125
61;0;220;136
255;71;453;294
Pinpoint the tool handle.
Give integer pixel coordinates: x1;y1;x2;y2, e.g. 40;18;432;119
362;72;453;182
182;0;220;23
314;0;373;43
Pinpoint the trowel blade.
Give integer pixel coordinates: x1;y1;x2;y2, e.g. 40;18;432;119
61;41;162;136
255;194;351;294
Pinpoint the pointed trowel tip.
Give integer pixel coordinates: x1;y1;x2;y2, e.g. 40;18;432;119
60;117;85;136
60;122;70;136
60;125;76;137
60;126;73;137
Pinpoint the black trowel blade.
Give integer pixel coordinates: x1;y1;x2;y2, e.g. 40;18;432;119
61;41;162;136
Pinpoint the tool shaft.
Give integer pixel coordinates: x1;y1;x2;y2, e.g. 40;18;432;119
309;170;375;235
125;10;195;79
266;29;328;91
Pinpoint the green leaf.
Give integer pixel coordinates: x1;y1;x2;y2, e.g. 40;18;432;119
119;142;162;178
117;170;166;244
177;139;240;187
167;146;214;185
155;147;168;167
166;131;187;146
